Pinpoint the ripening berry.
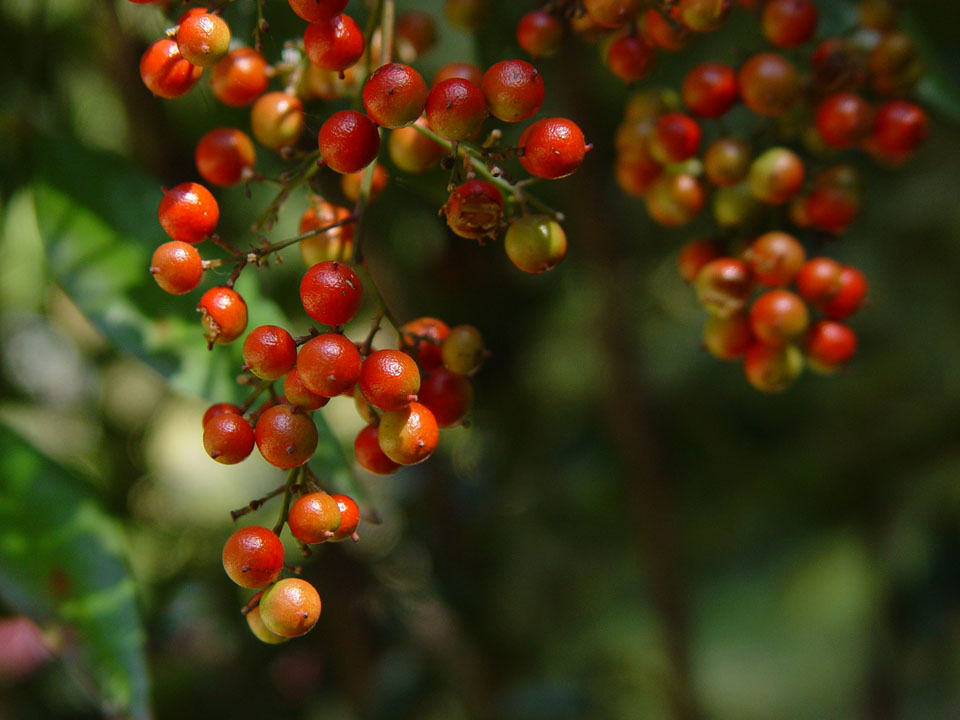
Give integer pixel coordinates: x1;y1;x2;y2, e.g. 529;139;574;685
645;173;705;227
821;265;867;320
738;53;799;117
203;412;255;464
583;0;642;28
677;0;731;32
158;182;219;244
198;287;247;346
318;110;381;174
432;62;483;87
806;187;859;234
744;231;806;287
341;163;388;203
749;290;809;346
519;118;588;180
651;113;701;164
399;317;450;370
713;184;762;228
299;199;354;266
288;0;347;22
300;261;363;326
150;241;203;295
297;333;363;397
304;14;364;72
704;137;750;187
221;526;284;588
250;92;305;151
445;0;488;31
363;63;429;129
210;48;269;107
258;578;322;638
288;492;342;544
442;180;504;240
481;60;545;123
360;350;421;411
868;32;921;96
641;6;689;51
328;494;361;542
795;257;843;305
744;342;804;393
389;116;447;173
677;238;721;283
246;604;288;645
255;405;318;468
868;100;928;159
615;154;663;197
810;37;867;95
418;369;474;427
195;128;256;186
243;326;297;381
805;320;858;373
694;258;752;318
355;424;401;474
202;402;243;428
761;0;818;48
395;11;437;60
177;12;231;68
516;10;563;58
425;78;487;141
748;147;805;205
140;39;203;99
441;325;485;376
815;93;873;148
283;368;330;410
682;62;737;118
606;35;657;85
703;314;754;361
377;402;439;465
504;215;567;273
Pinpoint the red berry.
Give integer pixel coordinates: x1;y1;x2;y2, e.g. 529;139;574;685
222;526;284;588
441;180;504;240
203;412;255;464
869;100;928;158
360;349;421;411
195;128;256;186
815;93;873;148
682;62;737;118
516;10;563;58
288;0;347;22
743;342;804;393
258;578;322;638
694;257;752;317
805;187;859;234
805;320;858;372
362;63;428;129
641;7;689;51
255;405;318;468
251;92;305;151
749;290;809;345
328;494;361;542
519;118;588;180
210;48;269;107
425;78;487;141
395;11;437;59
651;113;701;164
615;154;663;197
150;241;203;295
821;265;867;320
418;369;474;427
481;60;546;123
388;116;448;173
283;368;331;410
399;317;450;370
762;0;818;47
158;182;218;244
198;286;248;345
300;261;363;326
297;333;362;397
606;35;657;85
202;402;243;428
288;492;342;544
748;147;805;205
304;14;364;72
377;402;439;466
796;257;843;305
354;424;401;475
677;238;721;283
744;231;806;287
583;0;642;28
432;62;483;88
738;53;799;117
140;38;203;99
703;137;751;187
703;314;754;360
176;12;231;68
318;110;381;174
242;326;297;381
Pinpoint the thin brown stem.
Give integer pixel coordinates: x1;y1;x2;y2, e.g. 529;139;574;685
230;484;294;521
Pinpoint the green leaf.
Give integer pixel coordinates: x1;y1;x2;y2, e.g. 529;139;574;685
0;424;149;719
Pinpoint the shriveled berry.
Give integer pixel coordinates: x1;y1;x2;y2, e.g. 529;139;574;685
329;494;361;542
749;290;809;345
703;137;750;187
377;402;439;465
399;317;450;370
442;180;504;240
203;412;255;464
481;60;545;123
222;526;284;588
254;405;318;468
606;35;657;85
441;325;485;376
243;325;297;381
694;257;752;317
140;38;203;99
304;13;364;72
318;110;381;174
150;241;203;295
300;261;363;326
198;286;248;345
158;182;219;244
504;215;567;273
297;333;362;397
703;314;753;360
354;424;401;475
516;10;563;58
299;199;354;265
682;62;737;118
259;578;322;638
519;118;588;180
744;342;804;393
250;92;305;151
762;0;818;48
389;116;447;173
246;604;288;644
805;320;857;373
738;53;799;117
677;238;721;283
748;147;805;205
202;402;243;428
283;368;330;410
425;78;487;141
418;369;473;427
177;12;231;68
744;231;806;287
195;128;256;187
288;0;347;22
210;48;269;107
288;492;341;544
363;63;428;129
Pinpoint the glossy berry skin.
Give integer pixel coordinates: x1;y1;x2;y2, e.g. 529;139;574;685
318;110;381;174
210;48;269;107
288;492;341;544
606;36;657;85
744;342;804;393
158;182;218;245
140;39;203;99
255;405;318;469
677;238;721;283
694;258;752;318
246;604;288;644
198;286;248;346
704;137;750;187
682;62;737;118
519;118;588;180
283;368;330;410
222;526;284;588
299;200;354;266
389;116;447;173
360;350;421;411
150;241;203;295
300;261;363;326
745;231;806;287
297;333;362;397
703;314;753;361
203;412;255;464
481;60;545;123
362;63;428;129
425;78;487;141
645;173;705;227
815;93;872;148
762;0;818;48
516;10;563;58
441;325;485;376
251;92;305;151
195;128;256;187
806;187;859;234
354;424;401;475
504;215;567;273
258;578;322;638
796;257;843;305
748;148;805;205
243;326;297;381
399;317;450;371
749;290;809;346
377;402;439;466
869;101;928;158
418;369;474;427
651;113;701;164
177;12;230;68
329;494;360;542
583;0;642;28
432;62;483;87
821;265;867;320
288;0;347;22
738;53;799;117
805;320;857;373
304;14;364;72
442;180;504;240
202;402;243;428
